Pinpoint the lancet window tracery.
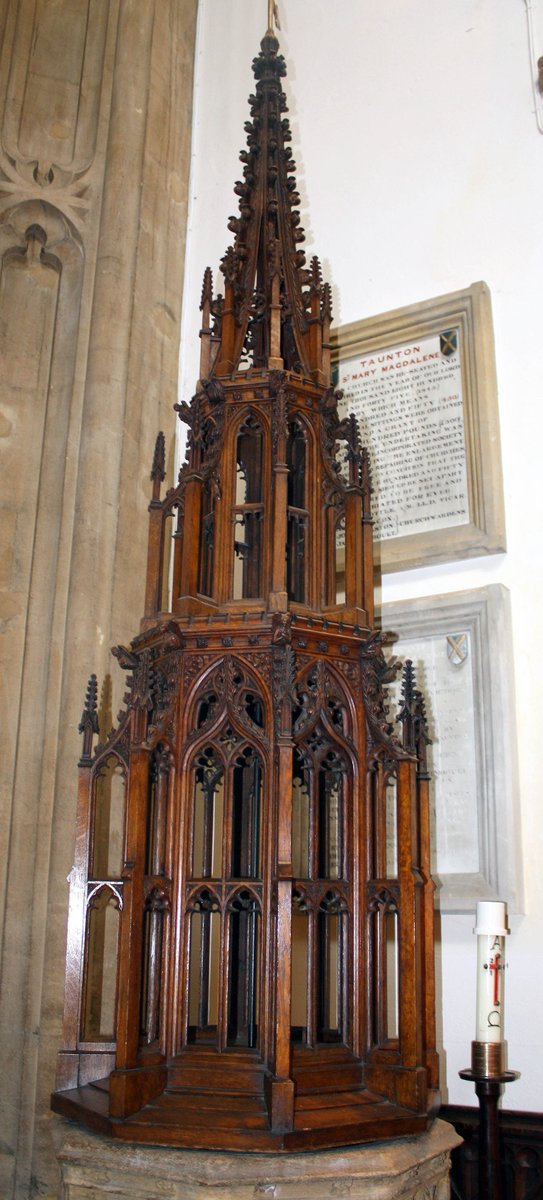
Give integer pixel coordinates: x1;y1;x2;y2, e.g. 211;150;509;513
184;658;267;1054
289;663;353;1047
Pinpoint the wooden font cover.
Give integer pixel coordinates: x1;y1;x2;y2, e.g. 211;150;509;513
51;22;439;1151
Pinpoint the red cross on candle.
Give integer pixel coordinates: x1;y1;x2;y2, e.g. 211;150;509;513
487;953;501;1006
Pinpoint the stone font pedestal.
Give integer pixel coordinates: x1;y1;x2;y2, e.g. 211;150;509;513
55;1118;461;1200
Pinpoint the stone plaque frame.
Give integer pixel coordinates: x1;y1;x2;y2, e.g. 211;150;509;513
381;585;523;914
332;282;506;573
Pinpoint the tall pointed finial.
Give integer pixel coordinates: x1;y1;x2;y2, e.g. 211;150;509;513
268;0;280;32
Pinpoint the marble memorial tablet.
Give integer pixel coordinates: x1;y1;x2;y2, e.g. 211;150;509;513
337;331;469;542
381;586;523;913
332;283;506;572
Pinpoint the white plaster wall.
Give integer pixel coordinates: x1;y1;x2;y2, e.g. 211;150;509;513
179;0;543;1111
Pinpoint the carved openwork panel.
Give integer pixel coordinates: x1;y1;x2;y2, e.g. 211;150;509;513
184;655;269;748
186;735;265;889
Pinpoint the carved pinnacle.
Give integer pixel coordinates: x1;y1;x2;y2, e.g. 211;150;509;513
414;688;432;775
397;659;417;751
321;281;333;321
78;673;99;763
151;431;166;482
200;267;213;309
310;255;322;292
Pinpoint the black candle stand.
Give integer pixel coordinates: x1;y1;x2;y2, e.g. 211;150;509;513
459;1065;519;1200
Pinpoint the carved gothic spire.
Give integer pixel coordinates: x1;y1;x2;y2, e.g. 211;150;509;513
204;30;330;383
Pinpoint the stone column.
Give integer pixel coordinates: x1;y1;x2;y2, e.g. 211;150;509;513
0;2;197;1196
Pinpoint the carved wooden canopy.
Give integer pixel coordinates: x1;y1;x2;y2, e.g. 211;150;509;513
51;26;439;1151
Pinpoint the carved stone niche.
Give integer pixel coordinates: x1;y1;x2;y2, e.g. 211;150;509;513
2;0;112;188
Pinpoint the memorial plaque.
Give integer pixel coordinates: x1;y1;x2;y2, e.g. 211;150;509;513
388;626;479;878
381;586;523;913
332;282;506;572
337;331;469;542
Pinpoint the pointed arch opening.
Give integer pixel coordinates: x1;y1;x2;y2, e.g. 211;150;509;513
368;888;400;1049
191;747;225;880
230;746;262;880
90;754;126;880
292;664;353;885
290;664;353;1048
227;889;261;1048
317;749;344;881
140;886;169;1048
316;890;346;1043
232;414;264;600
81;885;122;1043
187;888;221;1045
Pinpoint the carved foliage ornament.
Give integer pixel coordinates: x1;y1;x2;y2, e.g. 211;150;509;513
359;631;403;758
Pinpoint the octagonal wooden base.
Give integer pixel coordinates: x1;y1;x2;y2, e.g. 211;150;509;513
52;1047;440;1153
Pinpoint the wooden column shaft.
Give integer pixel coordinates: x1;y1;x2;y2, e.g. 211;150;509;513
114;748;149;1074
145;504;166;616
175;478;202;604
344;489;364;609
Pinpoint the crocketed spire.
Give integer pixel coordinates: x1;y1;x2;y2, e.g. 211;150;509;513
200;32;331;382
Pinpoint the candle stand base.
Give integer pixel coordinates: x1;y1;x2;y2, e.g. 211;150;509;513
459;1053;519;1200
